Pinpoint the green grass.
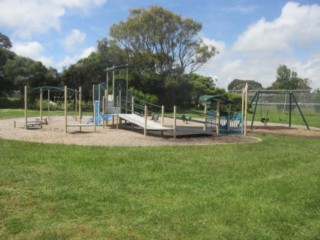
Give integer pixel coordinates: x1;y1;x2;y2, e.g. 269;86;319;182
1;135;319;239
0;109;91;119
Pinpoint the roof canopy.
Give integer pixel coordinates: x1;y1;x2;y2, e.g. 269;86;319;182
199;95;232;104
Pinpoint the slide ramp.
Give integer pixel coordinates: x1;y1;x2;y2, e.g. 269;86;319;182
118;114;172;131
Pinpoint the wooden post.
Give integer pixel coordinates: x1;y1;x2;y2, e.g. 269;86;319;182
64;85;67;133
116;99;119;129
79;86;82;132
173;106;177;139
112;67;115;102
98;83;101;113
144;105;147;136
161;105;164;126
102;96;105;115
104;89;107;113
244;84;248;136
94;100;97;133
216;100;220;136
24;86;27;129
47;89;50;119
203;102;207;131
126;66;128;114
119;90;122;114
74;88;77;120
106;69;109;110
132;96;135;114
40;87;43;128
92;84;95;117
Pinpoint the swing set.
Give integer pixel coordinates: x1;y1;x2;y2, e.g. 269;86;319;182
248;90;309;130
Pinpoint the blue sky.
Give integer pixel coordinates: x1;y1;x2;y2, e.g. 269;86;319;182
0;0;319;89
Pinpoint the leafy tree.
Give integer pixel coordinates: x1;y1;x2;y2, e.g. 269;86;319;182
97;37;127;66
271;65;311;90
0;32;12;49
4;56;59;94
0;48;16;97
61;52;107;101
109;6;217;104
228;79;262;91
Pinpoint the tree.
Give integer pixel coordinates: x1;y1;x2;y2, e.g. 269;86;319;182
0;48;16;97
228;79;262;91
109;6;217;105
110;6;216;76
271;65;311;90
0;32;12;49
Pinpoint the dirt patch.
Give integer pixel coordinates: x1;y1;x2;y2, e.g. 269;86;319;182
248;125;320;138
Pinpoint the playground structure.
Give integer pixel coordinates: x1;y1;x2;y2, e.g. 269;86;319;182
89;70;249;137
19;65;249;138
20;86;81;130
248;90;310;130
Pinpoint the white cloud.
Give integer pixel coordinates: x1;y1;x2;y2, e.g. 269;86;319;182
63;29;86;52
202;37;226;54
0;0;108;38
12;41;53;67
56;46;95;70
233;2;320;52
199;2;320;90
51;0;107;10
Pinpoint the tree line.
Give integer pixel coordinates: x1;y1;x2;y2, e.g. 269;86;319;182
0;6;313;110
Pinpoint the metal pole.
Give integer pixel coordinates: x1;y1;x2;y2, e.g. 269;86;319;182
250;92;260;129
289;91;292;128
292;93;309;130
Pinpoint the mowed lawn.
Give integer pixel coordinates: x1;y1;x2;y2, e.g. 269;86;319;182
0;135;319;239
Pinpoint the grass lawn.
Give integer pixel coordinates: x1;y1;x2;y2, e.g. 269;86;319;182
0;109;91;120
0;135;319;239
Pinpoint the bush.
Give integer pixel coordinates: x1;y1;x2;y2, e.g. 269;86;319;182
0;98;23;108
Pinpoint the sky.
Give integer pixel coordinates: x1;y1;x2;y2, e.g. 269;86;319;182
0;0;319;90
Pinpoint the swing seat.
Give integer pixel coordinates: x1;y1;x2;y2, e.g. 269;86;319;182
261;118;269;125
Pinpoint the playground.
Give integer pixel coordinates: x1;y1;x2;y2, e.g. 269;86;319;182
0;115;259;146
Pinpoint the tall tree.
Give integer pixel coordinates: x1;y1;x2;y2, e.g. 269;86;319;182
110;6;216;77
271;65;311;90
228;79;263;91
0;32;12;49
109;6;217;104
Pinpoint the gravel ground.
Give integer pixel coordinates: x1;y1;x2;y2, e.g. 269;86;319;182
0;116;259;146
